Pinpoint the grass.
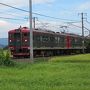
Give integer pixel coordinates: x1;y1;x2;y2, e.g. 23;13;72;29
0;54;90;90
50;54;90;62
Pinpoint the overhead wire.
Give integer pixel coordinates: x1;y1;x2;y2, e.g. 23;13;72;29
1;2;90;34
0;16;27;21
84;27;90;31
0;11;28;20
0;2;79;22
67;23;82;29
68;21;90;36
86;20;90;25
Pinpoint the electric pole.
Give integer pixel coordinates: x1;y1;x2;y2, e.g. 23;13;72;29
33;17;38;29
81;13;85;54
79;13;87;53
29;0;33;62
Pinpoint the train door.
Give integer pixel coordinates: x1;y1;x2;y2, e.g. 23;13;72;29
66;35;71;48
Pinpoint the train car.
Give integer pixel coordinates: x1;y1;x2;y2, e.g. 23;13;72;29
8;27;83;58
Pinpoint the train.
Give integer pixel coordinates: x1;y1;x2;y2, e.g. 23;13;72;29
8;26;84;58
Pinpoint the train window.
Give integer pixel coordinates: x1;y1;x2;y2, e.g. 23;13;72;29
14;33;20;38
42;36;49;42
75;39;77;42
9;33;13;38
9;34;11;37
55;37;58;40
58;37;61;42
35;36;41;41
60;37;64;42
50;37;54;41
24;33;28;37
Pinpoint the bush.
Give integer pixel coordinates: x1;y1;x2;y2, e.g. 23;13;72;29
0;49;5;65
85;39;90;53
0;49;15;66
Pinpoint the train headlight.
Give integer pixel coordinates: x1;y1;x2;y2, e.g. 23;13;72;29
25;39;27;42
10;40;12;42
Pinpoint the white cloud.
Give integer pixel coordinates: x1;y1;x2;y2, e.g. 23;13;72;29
0;20;22;37
0;20;11;38
77;1;90;11
0;20;10;27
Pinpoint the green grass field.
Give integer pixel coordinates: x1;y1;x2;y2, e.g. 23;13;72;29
0;54;90;90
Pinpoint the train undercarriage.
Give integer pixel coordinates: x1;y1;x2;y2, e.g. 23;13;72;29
11;47;84;58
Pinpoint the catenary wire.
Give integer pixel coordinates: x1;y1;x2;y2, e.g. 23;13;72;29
0;2;79;22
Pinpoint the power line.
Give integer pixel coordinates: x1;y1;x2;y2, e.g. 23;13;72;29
68;23;82;29
0;16;27;21
84;27;90;31
0;3;29;12
0;2;79;22
86;20;90;25
0;11;28;20
68;22;90;31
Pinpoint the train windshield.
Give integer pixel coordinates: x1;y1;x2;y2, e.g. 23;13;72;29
14;33;21;47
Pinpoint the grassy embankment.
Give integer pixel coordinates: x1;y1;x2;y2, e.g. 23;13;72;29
0;54;90;90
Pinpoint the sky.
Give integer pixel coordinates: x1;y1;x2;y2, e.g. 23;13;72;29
0;0;90;38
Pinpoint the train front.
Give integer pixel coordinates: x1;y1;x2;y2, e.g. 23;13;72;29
8;27;30;58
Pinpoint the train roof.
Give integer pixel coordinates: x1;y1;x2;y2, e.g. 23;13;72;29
8;27;55;34
8;27;29;33
9;27;82;37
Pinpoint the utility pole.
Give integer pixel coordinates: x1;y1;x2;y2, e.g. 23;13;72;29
79;12;87;53
81;13;85;53
33;17;38;29
29;0;33;62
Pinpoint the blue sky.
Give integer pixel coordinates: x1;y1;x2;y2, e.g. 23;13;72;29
0;0;90;38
